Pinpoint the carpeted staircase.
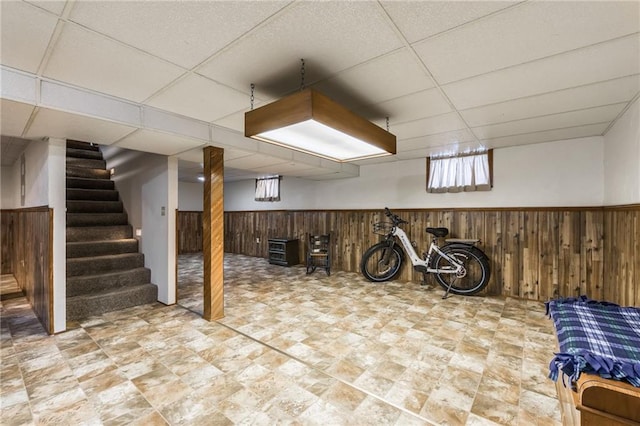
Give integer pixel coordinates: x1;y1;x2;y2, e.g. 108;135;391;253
66;140;158;321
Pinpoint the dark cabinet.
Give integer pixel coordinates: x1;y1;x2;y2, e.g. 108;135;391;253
268;238;299;266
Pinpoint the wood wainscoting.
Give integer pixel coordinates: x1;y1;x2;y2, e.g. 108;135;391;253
219;206;638;306
0;207;54;333
177;211;203;254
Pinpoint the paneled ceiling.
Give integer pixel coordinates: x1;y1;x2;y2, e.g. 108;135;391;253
1;1;639;182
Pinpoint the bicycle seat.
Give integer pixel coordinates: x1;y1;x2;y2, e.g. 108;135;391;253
426;227;449;237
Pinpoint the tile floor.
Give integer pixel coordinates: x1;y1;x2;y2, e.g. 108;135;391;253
1;253;561;425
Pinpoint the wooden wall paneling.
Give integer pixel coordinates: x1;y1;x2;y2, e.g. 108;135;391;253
1;211;15;274
538;211;559;301
558;211;582;298
520;211;539;300
584;211;604;301
177;211;203;254
501;211;520;297
634;210;639;307
484;211;502;296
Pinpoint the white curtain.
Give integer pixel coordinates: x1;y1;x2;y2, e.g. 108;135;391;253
255;176;280;201
427;152;490;193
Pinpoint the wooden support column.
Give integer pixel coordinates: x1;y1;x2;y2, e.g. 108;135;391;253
203;146;224;320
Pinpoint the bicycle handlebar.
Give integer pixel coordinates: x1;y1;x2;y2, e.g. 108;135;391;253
384;207;407;225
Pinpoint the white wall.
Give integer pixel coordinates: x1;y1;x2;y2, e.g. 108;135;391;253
0;139;50;209
103;146;177;305
604;97;640;205
48;138;66;333
178;181;204;211
225;136;605;211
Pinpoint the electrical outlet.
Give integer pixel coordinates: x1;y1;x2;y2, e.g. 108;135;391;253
256;237;260;243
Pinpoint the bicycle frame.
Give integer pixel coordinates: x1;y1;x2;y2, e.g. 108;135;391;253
388;226;463;275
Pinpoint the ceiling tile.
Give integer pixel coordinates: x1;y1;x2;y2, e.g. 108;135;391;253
415;1;640;84
25;108;137;144
69;1;290;69
314;49;434;110
382;0;515;43
43;24;185;103
443;34;640;110
225;154;290;170
392;112;467;140
0;100;35;137
114;129;206;156
25;0;66;16
472;103;626;140
482;123;609;149
196;1;403;97
0;1;58;73
147;74;249;122
356;88;453;125
398;129;475;152
460;75;640;127
212;111;245;134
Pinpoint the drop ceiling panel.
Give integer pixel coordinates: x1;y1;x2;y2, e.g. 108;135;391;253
25;1;66;16
25;108;137;144
415;1;640;85
212;111;245;134
225;154;289;170
69;1;289;69
398;129;475;152
147;74;248;122
0;100;35;137
251;162;328;176
443;34;640;110
43;24;185;103
314;49;434;110
473;103;626;140
460;75;640;127
357;88;453;125
0;1;58;73
382;0;515;44
196;1;403;96
392;112;467;140
115;129;206;156
482;123;609;149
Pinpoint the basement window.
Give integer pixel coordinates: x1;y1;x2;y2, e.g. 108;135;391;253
255;176;281;202
426;150;493;193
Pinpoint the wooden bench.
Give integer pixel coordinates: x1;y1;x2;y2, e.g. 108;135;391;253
557;373;640;425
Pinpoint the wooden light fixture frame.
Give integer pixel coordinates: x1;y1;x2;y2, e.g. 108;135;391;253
245;88;396;162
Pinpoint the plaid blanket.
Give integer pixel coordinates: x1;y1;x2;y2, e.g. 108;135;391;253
546;296;640;387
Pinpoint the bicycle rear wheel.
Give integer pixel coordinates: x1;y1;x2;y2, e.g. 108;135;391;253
432;244;490;295
360;242;403;282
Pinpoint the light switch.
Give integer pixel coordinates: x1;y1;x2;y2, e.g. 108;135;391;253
161;206;166;216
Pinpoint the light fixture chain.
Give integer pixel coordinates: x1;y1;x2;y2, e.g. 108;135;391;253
300;59;305;91
386;116;390;132
250;83;255;110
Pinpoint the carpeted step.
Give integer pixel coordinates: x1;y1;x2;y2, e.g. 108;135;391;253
67;157;106;170
67;213;128;227
66;147;104;161
67;253;145;276
66;283;158;321
66;267;151;297
66;166;110;180
67;225;132;242
67;140;99;151
66;177;114;190
67;239;138;258
67;188;119;202
66;200;123;213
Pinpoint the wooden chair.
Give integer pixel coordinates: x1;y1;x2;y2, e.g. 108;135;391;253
306;234;330;276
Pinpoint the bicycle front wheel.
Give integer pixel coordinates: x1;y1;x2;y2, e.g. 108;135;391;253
360;242;403;282
432;245;490;295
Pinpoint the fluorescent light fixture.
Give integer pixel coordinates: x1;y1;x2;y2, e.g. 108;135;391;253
245;89;395;162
